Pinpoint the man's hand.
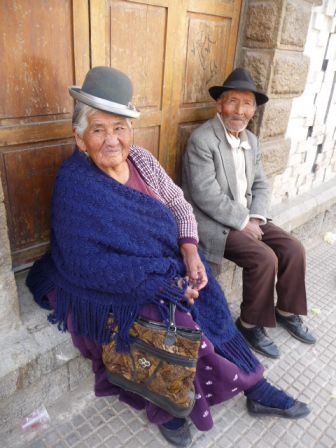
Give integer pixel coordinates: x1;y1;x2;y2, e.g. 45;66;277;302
241;218;264;240
180;243;208;290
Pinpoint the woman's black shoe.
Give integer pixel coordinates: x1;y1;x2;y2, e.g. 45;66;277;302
247;398;310;419
158;420;192;447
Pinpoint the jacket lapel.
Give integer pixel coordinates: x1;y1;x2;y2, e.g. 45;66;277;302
211;117;239;201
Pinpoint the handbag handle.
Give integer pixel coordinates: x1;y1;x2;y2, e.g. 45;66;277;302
165;302;177;346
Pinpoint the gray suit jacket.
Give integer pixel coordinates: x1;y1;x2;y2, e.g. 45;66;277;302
182;116;269;264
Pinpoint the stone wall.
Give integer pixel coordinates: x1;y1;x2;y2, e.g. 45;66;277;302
272;0;336;203
237;0;324;182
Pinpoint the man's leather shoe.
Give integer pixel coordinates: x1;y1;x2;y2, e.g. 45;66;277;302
246;398;310;419
158;420;192;447
236;318;280;359
275;310;316;344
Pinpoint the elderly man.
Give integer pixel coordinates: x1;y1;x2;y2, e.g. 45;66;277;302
182;68;316;359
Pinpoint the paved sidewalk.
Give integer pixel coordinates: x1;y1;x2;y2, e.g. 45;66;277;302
3;240;336;448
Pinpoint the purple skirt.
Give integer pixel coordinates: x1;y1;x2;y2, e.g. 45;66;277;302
47;291;263;431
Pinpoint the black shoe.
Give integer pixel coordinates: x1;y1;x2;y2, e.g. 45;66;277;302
236;318;280;359
247;398;310;419
158;420;192;447
275;310;316;344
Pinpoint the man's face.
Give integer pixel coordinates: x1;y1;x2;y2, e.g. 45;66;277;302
216;90;256;136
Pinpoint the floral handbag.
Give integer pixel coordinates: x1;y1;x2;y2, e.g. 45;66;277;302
102;303;202;417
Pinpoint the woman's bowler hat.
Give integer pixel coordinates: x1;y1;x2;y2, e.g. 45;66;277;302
209;68;268;106
69;66;140;118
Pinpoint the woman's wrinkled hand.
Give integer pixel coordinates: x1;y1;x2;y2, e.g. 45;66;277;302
183;285;199;306
176;276;199;306
180;243;208;290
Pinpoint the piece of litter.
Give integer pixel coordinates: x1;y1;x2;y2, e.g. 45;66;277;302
56;353;71;361
21;404;50;431
324;232;336;245
310;306;321;316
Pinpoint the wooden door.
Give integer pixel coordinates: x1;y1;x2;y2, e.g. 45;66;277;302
90;0;242;181
0;0;90;268
0;0;242;268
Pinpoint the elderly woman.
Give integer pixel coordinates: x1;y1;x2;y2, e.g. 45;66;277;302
27;67;309;448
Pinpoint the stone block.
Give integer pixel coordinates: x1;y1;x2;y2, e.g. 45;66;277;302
327;1;336;16
259;98;292;139
0;363;70;433
317;29;331;47
313;11;332;31
0;271;20;332
280;0;312;49
260;136;291;177
244;0;283;48
332;17;336;32
68;356;91;391
240;49;273;92
324;167;336;182
218;261;235;289
286;117;309;142
271;52;310;95
289;152;306;167
0;203;12;266
326;33;336;59
230;265;243;299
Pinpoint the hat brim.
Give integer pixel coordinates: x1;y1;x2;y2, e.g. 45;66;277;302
69;87;141;119
208;86;268;106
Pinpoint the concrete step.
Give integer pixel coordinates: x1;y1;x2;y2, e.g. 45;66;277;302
0;271;91;434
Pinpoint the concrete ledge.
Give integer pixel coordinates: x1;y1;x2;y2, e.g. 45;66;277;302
271;178;336;231
0;272;91;433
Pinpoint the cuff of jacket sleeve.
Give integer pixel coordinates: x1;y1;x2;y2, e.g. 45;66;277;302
249;214;267;225
239;215;250;231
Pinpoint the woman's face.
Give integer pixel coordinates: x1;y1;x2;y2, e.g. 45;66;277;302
75;111;132;174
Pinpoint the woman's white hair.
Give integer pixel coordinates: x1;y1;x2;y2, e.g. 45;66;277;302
72;102;132;136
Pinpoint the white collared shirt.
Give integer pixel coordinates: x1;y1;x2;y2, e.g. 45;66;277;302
217;113;266;228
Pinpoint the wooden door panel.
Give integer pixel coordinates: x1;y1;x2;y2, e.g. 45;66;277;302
109;0;167;111
0;141;74;267
0;0;74;125
175;122;202;184
182;13;232;105
133;127;160;159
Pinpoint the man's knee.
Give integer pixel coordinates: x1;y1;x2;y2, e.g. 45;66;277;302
285;235;306;262
254;245;278;273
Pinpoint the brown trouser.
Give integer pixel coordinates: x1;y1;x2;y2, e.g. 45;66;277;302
224;222;307;327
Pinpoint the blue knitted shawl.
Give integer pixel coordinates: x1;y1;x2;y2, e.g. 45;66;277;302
26;149;259;373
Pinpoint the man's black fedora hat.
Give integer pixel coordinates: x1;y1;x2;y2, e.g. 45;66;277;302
209;67;269;106
69;66;140;119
